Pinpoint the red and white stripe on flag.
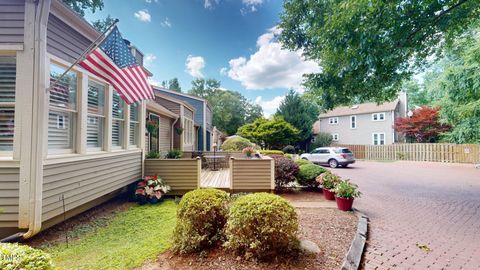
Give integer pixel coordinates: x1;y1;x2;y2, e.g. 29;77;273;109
79;48;154;104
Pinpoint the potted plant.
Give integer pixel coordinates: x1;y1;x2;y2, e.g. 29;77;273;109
334;180;361;211
146;120;158;134
316;171;341;200
135;175;171;204
242;146;255;158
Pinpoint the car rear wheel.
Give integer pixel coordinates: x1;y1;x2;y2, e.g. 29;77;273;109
328;159;338;168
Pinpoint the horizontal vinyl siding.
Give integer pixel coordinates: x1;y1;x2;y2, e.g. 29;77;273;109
144;159;199;192
0;167;19;227
231;159;272;190
155;98;181;115
184;108;193;119
42;152;142;222
0;0;24;44
159;115;171;152
47;14;92;63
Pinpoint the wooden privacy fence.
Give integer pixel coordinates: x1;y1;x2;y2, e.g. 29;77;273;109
229;157;275;192
334;144;480;164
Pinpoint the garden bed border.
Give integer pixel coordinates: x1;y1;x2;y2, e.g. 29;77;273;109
341;209;369;270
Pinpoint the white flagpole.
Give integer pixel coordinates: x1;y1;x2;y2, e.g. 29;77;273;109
48;18;119;91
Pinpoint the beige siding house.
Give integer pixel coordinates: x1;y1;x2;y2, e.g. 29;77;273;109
0;0;148;239
314;93;408;145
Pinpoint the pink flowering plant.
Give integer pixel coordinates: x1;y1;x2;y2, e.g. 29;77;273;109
242;146;256;157
135;175;171;204
316;171;341;191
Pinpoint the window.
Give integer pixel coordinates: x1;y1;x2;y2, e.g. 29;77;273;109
0;56;16;154
48;64;77;153
87;81;105;150
350;115;357;129
183;117;193;145
372;112;386;121
112;91;125;148
372;132;386;145
332;133;339;141
129;103;140;147
319;149;330;154
328;117;338;124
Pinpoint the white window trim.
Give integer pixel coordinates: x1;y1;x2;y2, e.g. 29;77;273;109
328;117;338;125
0;53;17;157
372;132;386;145
183;117;194;145
128;104;140;149
332;133;339;142
372;112;386;121
86;80;107;152
112;95;126;150
350;115;357;129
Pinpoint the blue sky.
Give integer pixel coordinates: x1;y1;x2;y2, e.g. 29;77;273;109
85;0;320;116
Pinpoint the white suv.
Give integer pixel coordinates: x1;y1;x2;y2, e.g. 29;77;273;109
300;147;355;168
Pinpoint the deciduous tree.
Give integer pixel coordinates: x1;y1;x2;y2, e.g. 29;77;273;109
394;107;450;143
62;0;104;17
237;117;299;149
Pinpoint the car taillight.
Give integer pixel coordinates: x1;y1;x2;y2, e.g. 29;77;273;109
340;154;347;159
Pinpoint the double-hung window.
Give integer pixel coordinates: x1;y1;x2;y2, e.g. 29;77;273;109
183;117;193;145
112;91;125;148
350;115;357;129
129;103;140;147
87;80;106;151
48;64;77;153
332;133;339;141
372;132;385;145
328;117;338;124
372;112;385;121
0;56;16;155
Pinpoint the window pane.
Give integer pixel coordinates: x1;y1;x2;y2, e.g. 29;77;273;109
48;111;74;150
112;120;124;147
0;56;16;102
129;122;138;146
88;81;105;115
0;107;14;151
87;116;103;148
130;103;139;121
112;91;124;119
50;64;77;110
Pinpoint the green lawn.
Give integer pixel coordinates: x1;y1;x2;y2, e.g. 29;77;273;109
42;200;177;270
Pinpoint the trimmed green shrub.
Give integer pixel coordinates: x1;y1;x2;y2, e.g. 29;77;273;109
165;149;183;159
0;243;55;270
224;193;299;259
172;188;230;254
145;150;160;159
310;132;333;151
295;158;312;166
298;164;327;187
259;150;284;156
282;145;296;154
271;155;299;190
284;153;293;160
221;137;254;151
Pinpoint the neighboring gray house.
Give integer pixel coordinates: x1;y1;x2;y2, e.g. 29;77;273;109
152;87;213;151
313;93;408;145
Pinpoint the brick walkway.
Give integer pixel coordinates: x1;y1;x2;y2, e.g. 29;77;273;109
331;161;480;270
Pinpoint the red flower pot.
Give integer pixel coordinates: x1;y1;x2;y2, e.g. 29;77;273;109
323;189;336;200
335;196;354;211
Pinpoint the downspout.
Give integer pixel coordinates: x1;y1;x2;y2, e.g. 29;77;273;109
2;0;51;242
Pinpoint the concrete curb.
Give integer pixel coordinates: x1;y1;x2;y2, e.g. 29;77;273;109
341;208;369;270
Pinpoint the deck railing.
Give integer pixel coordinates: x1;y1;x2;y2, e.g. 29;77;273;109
229;156;275;192
144;157;201;194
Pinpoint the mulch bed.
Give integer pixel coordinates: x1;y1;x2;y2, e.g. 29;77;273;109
139;190;358;270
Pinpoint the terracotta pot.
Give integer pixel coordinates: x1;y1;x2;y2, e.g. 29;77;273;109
323;189;336;200
335;196;354;211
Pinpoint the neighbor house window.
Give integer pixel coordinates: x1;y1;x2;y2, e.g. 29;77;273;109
48;64;77;153
372;132;385;145
112;91;125;148
350;115;357;129
328;117;338;124
332;133;339;142
129;103;139;147
372;112;385;121
0;56;16;154
87;80;105;150
183;117;193;145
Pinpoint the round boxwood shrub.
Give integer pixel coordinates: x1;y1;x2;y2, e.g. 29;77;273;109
298;164;327;187
258;150;284;156
221;137;254;151
271;155;299;190
172;188;230;254
282;145;296;154
294;158;312;167
0;243;55;270
224;193;299;259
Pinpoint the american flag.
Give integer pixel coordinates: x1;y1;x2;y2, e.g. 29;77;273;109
79;26;154;104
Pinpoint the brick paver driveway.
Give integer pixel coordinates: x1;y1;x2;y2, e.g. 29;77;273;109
331;161;480;270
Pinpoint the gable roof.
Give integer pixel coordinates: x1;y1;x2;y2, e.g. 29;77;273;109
154;91;196;112
320;100;399;118
152;86;212;110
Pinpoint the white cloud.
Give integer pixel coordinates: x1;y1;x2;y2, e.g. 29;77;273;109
226;26;321;91
144;53;156;66
145;0;158;3
219;67;228;76
134;9;151;22
241;0;263;14
185;55;205;78
161;17;172;28
204;0;220;9
255;95;285;117
149;77;161;87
